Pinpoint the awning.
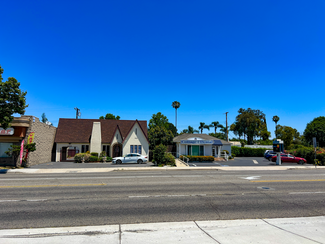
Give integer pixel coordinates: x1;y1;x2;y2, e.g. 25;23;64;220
212;140;223;146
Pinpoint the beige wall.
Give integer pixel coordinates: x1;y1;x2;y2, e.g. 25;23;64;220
110;129;123;156
123;123;149;156
90;122;101;155
26;117;57;166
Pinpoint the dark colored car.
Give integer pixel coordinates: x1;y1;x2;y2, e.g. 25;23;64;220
264;150;277;161
271;154;307;164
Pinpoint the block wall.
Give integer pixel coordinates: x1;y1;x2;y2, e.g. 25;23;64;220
25;117;57;166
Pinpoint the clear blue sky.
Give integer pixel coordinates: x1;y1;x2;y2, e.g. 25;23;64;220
1;0;324;138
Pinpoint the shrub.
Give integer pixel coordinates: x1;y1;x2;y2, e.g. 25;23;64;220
223;150;230;154
74;153;90;163
91;152;99;157
106;157;112;162
89;156;99;162
100;151;106;157
153;144;167;165
165;153;175;166
180;155;214;162
231;146;268;157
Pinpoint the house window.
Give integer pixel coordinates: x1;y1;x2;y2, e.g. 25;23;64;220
81;145;89;153
188;146;191;155
102;145;110;157
135;128;137;135
0;143;12;157
130;145;142;154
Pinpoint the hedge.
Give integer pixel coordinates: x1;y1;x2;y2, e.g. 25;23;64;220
287;146;325;165
231;146;268;157
180;155;214;162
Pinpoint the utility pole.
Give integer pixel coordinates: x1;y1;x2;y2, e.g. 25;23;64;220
225;112;229;141
74;107;80;119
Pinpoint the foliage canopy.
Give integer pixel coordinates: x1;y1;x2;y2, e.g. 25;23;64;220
0;65;28;129
304;116;325;147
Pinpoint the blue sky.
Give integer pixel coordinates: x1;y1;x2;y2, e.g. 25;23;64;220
1;0;324;138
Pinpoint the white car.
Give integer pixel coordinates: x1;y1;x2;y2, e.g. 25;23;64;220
112;153;148;164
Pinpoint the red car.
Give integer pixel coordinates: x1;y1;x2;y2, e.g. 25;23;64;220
271;154;307;164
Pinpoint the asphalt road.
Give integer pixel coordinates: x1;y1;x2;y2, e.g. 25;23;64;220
1;169;324;229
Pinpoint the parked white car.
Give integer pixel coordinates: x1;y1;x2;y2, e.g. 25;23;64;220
112;153;148;164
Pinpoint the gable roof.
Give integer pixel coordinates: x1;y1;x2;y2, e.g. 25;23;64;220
173;133;231;145
55;119;148;144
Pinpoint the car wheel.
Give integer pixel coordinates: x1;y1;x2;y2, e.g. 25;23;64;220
137;159;143;164
267;157;271;161
298;160;304;165
117;160;122;164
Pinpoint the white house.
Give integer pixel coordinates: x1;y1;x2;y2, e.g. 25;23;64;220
173;134;232;157
54;119;149;161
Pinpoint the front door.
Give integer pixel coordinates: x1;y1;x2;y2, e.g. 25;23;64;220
61;147;67;161
113;144;122;158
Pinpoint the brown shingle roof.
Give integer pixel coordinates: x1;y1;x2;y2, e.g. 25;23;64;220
54;119;148;144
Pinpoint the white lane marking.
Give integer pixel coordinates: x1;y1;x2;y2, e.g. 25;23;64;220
253;160;259;164
289;192;325;195
129;194;206;198
241;176;261;180
0;199;47;203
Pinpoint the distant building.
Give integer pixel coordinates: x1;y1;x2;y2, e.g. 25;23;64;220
54;119;149;161
0;116;56;167
173;134;232;157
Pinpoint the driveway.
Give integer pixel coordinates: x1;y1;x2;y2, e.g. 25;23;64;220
188;157;314;167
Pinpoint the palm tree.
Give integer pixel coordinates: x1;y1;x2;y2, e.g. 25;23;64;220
272;115;280;138
188;126;199;134
172;101;181;130
198;122;210;134
210;121;222;134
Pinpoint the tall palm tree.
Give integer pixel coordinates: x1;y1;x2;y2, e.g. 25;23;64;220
198;122;210;134
187;126;199;134
210;121;222;134
272;115;280;138
172;101;181;130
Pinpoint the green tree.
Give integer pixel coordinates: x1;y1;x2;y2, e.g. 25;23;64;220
171;101;181;130
148;126;173;150
41;113;48;123
181;125;199;134
0;65;28;129
272;115;280;137
99;113;120;120
148;112;169;130
276;125;296;148
230;108;270;144
5;142;36;167
167;122;178;137
198;122;210;134
304;116;325;147
210;121;222;134
209;132;226;140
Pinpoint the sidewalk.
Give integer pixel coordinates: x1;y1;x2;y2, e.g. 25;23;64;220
1;165;323;174
1;216;324;243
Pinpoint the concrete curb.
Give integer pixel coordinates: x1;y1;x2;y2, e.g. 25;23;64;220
1;216;324;243
2;165;324;174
